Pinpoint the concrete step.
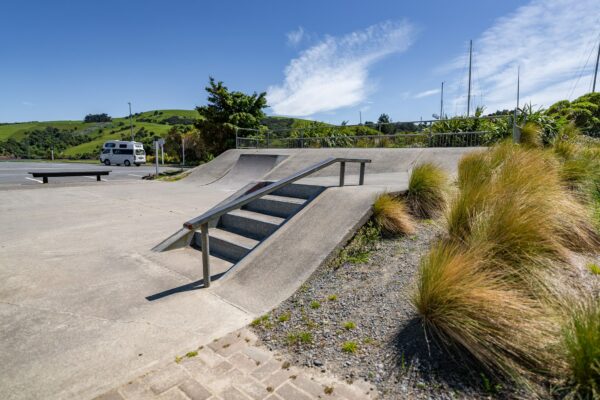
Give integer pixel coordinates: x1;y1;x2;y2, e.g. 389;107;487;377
270;183;324;200
185;246;235;278
194;228;259;263
243;194;306;218
219;209;284;240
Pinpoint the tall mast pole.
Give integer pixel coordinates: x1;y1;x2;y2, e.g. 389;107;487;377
440;81;444;119
513;66;520;142
467;40;473;117
593;41;600;93
128;102;134;142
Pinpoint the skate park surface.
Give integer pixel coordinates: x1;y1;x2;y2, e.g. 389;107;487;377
0;147;478;399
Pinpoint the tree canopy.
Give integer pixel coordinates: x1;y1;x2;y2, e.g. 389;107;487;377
84;113;112;123
195;77;268;155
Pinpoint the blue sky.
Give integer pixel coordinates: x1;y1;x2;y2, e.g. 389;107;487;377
1;0;598;123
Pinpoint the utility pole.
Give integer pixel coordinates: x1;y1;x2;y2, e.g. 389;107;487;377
128;102;134;141
181;136;185;167
467;40;473;117
440;81;444;120
593;41;600;93
513;66;520;143
359;111;362;125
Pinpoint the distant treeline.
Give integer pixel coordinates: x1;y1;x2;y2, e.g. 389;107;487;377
84;113;112;123
0;127;92;159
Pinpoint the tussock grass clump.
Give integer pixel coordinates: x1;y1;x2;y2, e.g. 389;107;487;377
414;143;600;392
519;122;543;148
413;240;561;381
373;193;415;236
407;163;448;218
562;298;600;399
554;140;579;160
456;150;491;191
449;143;600;254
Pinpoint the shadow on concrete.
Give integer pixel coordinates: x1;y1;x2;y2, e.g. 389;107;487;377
145;272;227;301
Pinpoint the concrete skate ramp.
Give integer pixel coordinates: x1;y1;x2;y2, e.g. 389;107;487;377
183;152;287;186
210;147;480;313
215;153;287;185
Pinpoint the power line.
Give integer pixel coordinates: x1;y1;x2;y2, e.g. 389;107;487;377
567;32;600;100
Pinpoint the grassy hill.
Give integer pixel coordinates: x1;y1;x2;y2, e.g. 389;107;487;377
0;110;199;159
0;110;377;160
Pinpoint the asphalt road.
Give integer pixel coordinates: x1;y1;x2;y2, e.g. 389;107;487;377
0;161;179;186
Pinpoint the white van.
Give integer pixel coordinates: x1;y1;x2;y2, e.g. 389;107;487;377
100;140;146;166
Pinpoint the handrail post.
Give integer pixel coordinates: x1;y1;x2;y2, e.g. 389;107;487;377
339;161;346;187
359;162;365;185
200;223;211;288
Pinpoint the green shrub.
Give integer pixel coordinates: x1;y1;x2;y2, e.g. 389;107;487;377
343;321;356;330
586;263;600;275
406;163;448;218
287;331;313;345
341;341;358;353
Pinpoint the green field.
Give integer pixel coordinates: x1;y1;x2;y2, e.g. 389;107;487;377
0;110;200;159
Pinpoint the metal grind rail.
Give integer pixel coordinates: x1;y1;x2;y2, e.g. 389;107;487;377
183;157;371;287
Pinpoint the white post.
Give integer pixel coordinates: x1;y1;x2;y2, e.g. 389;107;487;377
161;144;164;165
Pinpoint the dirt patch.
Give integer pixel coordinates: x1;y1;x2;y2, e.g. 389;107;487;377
251;220;506;399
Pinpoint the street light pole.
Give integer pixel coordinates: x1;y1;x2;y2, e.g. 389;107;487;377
128;102;134;142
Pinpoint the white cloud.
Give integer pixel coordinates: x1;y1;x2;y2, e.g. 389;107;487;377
22;101;34;106
286;27;305;47
443;0;599;114
414;88;440;99
269;20;415;116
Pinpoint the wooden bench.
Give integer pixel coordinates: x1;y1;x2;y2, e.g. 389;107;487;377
28;170;111;184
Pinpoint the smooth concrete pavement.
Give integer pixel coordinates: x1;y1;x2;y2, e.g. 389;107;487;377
0;147;478;400
0;179;253;399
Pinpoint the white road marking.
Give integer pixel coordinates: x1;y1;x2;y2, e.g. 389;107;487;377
128;174;143;177
25;177;43;183
82;176;109;182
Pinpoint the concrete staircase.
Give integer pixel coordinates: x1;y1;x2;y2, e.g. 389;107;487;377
191;182;324;270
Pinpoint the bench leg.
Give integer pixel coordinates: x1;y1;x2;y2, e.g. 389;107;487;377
43;177;48;184
97;175;101;181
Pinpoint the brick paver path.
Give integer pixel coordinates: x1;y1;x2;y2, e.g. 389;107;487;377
94;328;377;400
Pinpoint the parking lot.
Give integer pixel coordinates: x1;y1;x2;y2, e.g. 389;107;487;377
0;161;179;186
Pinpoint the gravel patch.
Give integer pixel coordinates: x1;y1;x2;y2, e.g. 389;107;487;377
251;220;503;399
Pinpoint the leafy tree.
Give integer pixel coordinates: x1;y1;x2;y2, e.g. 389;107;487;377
377;113;394;135
84;113;112;123
164;126;207;164
195;77;268;156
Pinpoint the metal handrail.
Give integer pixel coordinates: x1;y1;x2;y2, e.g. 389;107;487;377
187;157;371;287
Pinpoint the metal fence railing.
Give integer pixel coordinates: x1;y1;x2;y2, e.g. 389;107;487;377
236;131;490;149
